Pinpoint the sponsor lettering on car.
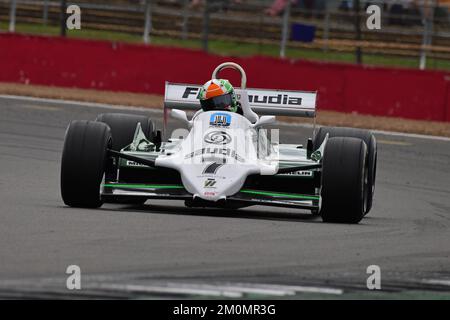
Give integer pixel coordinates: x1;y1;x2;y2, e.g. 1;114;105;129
278;170;313;177
248;94;302;106
126;160;147;167
185;148;245;162
182;87;302;106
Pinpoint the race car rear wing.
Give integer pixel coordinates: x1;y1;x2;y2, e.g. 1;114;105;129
164;82;317;118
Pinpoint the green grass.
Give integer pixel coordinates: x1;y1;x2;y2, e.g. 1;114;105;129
2;22;450;71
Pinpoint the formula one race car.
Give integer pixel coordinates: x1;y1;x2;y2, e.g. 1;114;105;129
60;62;377;223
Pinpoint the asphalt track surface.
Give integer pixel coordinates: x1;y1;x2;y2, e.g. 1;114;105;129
0;95;449;299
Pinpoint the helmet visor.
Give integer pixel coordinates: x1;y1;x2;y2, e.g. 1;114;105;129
200;93;233;111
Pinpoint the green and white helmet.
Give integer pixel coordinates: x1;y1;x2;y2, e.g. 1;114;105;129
198;79;238;112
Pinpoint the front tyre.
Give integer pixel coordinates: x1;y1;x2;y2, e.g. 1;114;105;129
60;121;111;208
320;137;368;224
313;126;377;214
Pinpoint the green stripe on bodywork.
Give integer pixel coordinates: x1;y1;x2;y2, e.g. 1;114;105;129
103;183;184;189
240;189;319;200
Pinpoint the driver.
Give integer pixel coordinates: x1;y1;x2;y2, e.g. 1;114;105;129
198;79;243;115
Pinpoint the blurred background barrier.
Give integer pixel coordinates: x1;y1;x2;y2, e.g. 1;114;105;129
1;0;450;70
1;33;449;121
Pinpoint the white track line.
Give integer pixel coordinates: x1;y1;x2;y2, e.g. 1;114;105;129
93;283;243;298
166;283;295;297
422;279;450;286
370;129;450;142
1;94;449;141
94;282;343;297
234;283;344;295
172;282;343;295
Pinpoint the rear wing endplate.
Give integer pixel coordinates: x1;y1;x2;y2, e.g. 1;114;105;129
164;82;317;118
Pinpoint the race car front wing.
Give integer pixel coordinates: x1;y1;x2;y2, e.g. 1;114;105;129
101;183;320;211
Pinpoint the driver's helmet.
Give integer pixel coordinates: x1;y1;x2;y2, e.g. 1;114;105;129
198;79;238;113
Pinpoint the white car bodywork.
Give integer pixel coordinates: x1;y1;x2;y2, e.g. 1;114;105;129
156;111;278;201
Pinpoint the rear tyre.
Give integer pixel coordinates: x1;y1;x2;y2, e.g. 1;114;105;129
313;126;377;214
95;113;155;205
61;121;111;208
95;113;155;151
320;137;368;224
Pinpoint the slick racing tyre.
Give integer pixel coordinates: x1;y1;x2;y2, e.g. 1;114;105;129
313;126;377;214
61;121;111;208
95;113;156;151
320;137;368;224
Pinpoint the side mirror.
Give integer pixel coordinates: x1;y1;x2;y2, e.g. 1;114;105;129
171;109;192;127
253;115;276;128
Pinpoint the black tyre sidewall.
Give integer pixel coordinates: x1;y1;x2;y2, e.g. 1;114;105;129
60;121;111;208
314;126;377;213
320;137;367;224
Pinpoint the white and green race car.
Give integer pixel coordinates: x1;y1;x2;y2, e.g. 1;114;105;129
60;62;377;223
